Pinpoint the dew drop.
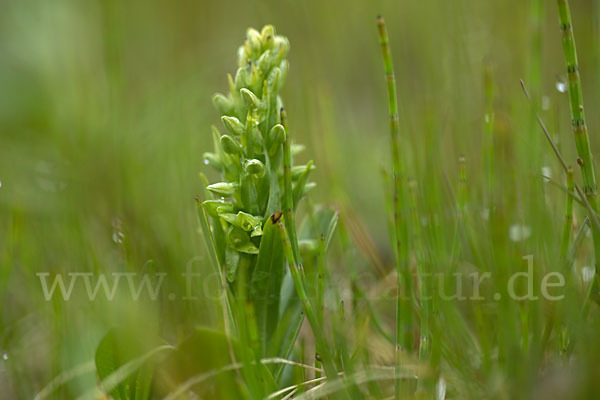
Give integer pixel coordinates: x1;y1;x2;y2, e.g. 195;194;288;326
582;266;595;282
509;224;531;242
556;80;567;93
541;166;552;182
112;231;124;244
436;376;446;400
2;353;8;360
203;159;209;165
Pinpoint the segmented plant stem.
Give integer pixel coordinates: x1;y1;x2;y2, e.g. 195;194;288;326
377;15;413;399
281;108;300;263
560;167;574;262
557;0;600;284
557;0;596;197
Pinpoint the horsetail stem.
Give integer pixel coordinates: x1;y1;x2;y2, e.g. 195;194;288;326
560;166;574;262
377;14;413;399
557;0;597;197
281;108;300;262
556;0;600;286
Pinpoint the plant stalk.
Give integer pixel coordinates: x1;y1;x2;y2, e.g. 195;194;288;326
276;219;337;380
377;15;413;399
557;0;600;292
560;166;574;262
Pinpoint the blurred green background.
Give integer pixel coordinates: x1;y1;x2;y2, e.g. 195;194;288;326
4;0;600;398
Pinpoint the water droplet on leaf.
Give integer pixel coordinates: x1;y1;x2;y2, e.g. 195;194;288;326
582;266;595;282
509;224;531;242
541;166;552;182
112;231;124;244
556;80;567;93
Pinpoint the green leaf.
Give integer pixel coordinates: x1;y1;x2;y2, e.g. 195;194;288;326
267;280;303;382
94;328;160;400
95;329;127;400
155;328;242;399
250;213;286;354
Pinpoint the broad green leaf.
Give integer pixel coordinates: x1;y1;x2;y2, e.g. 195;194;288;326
155;328;242;399
95;329;127;400
94;328;160;400
250;213;286;354
267;286;303;382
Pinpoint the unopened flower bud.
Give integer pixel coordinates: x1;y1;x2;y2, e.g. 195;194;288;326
245;159;265;175
247;28;262;54
220;135;242;155
268;124;286;155
203;152;222;169
212;93;232;115
221;116;244;136
240;88;260;110
207;182;237;197
261;25;275;44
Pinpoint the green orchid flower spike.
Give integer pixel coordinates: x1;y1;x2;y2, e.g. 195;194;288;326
197;25;340;391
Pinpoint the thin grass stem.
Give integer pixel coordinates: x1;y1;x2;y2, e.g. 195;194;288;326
377;14;413;399
560;167;575;262
276;219;338;380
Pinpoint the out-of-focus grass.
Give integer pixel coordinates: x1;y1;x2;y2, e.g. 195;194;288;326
4;0;600;398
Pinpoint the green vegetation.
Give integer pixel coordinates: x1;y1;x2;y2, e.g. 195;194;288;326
5;0;600;399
